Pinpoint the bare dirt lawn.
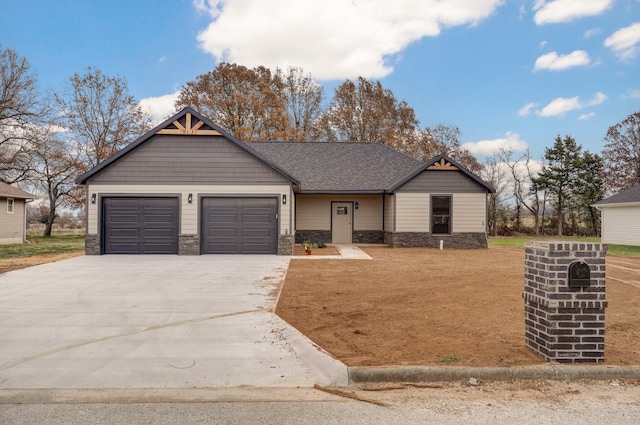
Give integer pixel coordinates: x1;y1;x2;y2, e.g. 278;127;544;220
276;246;640;367
0;252;84;275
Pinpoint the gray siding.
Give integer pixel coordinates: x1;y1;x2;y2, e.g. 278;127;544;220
88;135;289;185
397;170;486;193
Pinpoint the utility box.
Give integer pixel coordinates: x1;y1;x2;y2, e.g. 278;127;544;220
522;242;607;363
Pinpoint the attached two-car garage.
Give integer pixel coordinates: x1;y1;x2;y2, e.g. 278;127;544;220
102;197;278;255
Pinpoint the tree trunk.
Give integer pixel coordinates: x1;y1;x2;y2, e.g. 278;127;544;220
556;210;563;236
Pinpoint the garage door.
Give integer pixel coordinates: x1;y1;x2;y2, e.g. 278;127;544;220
202;198;278;254
103;197;179;254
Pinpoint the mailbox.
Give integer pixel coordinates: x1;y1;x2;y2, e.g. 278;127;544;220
568;261;591;287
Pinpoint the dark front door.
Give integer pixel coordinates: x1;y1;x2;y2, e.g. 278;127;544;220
103;197;179;254
201;197;278;254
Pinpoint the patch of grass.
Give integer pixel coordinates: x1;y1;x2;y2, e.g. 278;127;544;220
0;235;84;259
498;357;523;366
608;244;640;257
436;354;460;364
489;236;600;249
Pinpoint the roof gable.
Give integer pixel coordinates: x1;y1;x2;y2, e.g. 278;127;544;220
390;154;495;193
76;107;298;185
596;184;640;206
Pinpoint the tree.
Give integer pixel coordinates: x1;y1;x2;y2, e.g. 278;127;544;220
413;124;483;174
601;110;640;193
26;125;81;236
481;153;508;236
499;148;546;236
55;67;151;171
176;63;290;141
0;46;45;183
532;135;602;236
275;66;324;141
316;77;420;151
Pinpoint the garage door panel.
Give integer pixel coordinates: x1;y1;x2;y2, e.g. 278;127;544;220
202;198;277;254
103;197;179;254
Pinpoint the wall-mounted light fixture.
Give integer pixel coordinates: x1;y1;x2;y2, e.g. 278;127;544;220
282;194;287;205
355;201;359;210
91;193;96;204
188;193;193;204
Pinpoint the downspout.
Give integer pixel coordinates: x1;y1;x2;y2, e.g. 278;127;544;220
24;198;34;243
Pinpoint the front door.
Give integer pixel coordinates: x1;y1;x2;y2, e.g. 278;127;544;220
332;202;352;243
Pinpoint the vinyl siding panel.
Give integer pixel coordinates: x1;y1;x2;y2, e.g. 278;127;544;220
88;135;289;185
452;193;487;232
601;205;640;246
395;193;487;233
87;184;292;235
296;194;383;231
395;193;429;232
384;194;395;232
398;170;486;193
0;198;26;243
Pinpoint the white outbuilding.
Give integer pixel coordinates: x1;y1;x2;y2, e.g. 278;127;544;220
595;185;640;246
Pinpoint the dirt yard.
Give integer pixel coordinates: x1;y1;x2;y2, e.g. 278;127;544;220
0;252;84;274
276;246;640;367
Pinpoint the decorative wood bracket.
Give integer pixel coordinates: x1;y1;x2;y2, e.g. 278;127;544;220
156;112;222;136
427;158;458;170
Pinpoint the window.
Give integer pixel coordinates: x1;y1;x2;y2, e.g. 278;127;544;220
336;206;348;215
7;198;14;214
431;195;451;234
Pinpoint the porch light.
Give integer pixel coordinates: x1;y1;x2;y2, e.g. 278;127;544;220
282;194;287;205
188;193;193;203
91;193;96;204
355;201;358;209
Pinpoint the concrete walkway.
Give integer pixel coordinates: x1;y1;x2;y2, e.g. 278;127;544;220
294;245;373;260
0;256;347;389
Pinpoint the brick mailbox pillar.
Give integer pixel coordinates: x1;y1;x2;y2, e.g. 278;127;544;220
522;241;607;363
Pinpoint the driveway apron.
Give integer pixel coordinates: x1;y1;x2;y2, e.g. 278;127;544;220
0;256;347;389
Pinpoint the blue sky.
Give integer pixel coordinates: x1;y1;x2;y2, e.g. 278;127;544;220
2;0;639;159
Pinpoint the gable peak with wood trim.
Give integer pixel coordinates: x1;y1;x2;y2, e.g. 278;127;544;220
156;111;223;136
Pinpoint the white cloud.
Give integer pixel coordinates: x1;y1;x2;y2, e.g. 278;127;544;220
534;50;591;71
578;112;596;120
159;56;167;63
139;92;180;124
518;102;536;116
462;132;528;156
621;88;640;100
604;22;640;61
193;0;505;80
536;91;607;117
539;40;548;48
584;28;601;38
533;0;613;25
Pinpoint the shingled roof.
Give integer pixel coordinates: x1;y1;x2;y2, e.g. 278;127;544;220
0;182;35;199
247;141;423;193
595;184;640;206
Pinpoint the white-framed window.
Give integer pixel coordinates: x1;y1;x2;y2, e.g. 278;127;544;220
7;198;14;214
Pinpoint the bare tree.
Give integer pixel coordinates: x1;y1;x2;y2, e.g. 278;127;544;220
26;125;81;236
176;63;290;141
0;46;46;183
482;153;508;236
55;67;152;171
412;124;483;174
499;148;546;236
275;66;324;141
601;110;640;193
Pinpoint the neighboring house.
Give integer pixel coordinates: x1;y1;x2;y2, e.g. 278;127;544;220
0;182;35;244
76;108;495;255
594;184;640;246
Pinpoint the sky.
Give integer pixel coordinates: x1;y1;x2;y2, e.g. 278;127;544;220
2;0;639;160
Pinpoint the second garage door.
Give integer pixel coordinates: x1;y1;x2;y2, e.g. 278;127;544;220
202;197;278;254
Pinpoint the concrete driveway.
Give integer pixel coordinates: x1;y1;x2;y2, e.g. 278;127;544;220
0;255;347;389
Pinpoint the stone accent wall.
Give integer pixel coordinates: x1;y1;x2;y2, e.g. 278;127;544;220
278;234;294;255
386;232;488;249
352;230;384;244
85;234;100;255
295;230;332;245
522;241;607;363
179;234;200;255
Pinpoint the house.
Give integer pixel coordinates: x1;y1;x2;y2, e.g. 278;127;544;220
76;107;494;255
0;182;35;244
594;184;640;246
